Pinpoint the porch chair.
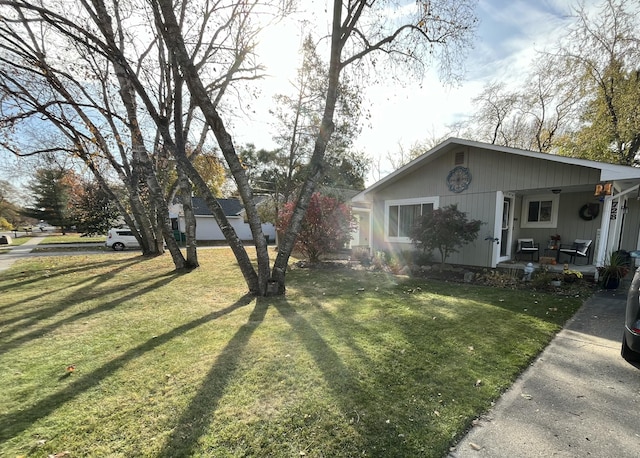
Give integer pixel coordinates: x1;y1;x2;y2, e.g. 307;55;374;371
516;238;539;261
558;239;592;265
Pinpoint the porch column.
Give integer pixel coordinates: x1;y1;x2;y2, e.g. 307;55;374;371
596;196;613;267
597;184;640;266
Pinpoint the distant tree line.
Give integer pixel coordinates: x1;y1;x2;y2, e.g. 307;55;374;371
451;0;640;166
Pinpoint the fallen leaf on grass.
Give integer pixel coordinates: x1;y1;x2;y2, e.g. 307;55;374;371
48;452;70;458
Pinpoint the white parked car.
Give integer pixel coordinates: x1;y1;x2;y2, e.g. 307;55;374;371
105;227;140;251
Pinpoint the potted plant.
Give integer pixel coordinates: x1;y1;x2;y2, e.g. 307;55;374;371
550;273;563;287
549;234;561;250
598;251;630;289
563;269;583;283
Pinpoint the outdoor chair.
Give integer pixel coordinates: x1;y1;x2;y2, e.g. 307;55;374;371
558;239;592;265
516;238;539;261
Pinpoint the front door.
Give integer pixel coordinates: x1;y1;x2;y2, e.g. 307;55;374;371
496;192;515;264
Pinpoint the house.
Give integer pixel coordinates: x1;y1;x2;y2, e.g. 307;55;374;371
351;138;640;268
169;197;276;242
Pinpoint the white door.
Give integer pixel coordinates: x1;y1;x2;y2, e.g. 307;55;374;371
495;192;515;265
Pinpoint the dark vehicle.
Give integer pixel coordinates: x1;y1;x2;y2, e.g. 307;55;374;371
622;254;640;362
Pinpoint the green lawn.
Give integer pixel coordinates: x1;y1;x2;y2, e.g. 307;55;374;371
38;233;106;244
2;236;31;246
0;250;585;457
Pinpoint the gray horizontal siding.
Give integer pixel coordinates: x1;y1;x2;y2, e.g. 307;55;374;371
368;146;605;267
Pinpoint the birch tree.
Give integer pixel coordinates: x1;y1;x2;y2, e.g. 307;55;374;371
153;0;478;294
0;0;477;295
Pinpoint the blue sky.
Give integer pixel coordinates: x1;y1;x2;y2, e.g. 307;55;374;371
0;0;599;190
235;0;596;182
347;0;592;181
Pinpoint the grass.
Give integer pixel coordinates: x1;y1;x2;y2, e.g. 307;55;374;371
1;236;30;254
2;236;31;246
0;250;585;457
37;233;106;244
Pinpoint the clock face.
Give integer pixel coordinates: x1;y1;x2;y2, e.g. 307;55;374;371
446;166;471;193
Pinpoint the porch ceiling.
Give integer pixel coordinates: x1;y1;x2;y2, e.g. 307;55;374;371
514;184;595;195
515;179;640;196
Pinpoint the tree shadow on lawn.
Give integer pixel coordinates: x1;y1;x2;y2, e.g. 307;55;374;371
156;298;419;457
0;256;146;313
0;260;177;353
0;257;148;332
0;294;254;443
158;298;269;457
269;300;424;456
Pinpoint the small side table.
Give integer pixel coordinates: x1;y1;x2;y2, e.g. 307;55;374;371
542;247;560;263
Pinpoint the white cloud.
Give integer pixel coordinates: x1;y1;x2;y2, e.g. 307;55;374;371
1;0;607;190
354;0;603;184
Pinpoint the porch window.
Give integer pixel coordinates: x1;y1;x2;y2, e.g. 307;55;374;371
385;197;439;242
521;194;559;229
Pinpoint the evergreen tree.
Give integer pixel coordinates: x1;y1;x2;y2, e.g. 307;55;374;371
71;180;121;236
25;167;80;234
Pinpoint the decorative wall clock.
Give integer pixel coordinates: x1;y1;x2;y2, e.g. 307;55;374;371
446;166;471;193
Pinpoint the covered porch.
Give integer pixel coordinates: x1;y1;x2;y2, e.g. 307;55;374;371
493;177;640;271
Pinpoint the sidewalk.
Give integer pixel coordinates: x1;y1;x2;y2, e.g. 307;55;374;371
449;290;640;457
0;236;104;272
0;236;47;272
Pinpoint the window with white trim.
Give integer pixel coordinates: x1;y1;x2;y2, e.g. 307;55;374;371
520;194;559;228
385;197;439;242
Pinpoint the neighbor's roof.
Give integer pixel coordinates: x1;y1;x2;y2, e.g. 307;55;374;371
353;137;640;201
192;197;243;217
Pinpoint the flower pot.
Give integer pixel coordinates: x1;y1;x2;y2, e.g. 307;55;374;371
602;276;620;289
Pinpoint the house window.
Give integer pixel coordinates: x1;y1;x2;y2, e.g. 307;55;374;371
520;194;559;228
385;197;439;242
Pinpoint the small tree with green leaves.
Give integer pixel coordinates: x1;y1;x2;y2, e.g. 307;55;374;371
410;204;483;266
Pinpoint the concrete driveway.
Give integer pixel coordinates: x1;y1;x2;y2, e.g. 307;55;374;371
449;289;640;457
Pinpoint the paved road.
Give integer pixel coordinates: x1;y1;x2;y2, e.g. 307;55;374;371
449;289;640;457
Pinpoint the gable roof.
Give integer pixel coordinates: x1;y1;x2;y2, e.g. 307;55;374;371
354;137;640;201
192;197;243;217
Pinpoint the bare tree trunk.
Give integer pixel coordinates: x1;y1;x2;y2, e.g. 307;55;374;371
90;0;186;268
270;0;344;293
155;0;268;294
177;168;199;267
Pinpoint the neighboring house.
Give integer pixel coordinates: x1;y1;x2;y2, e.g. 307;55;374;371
352;138;640;268
169;197;276;242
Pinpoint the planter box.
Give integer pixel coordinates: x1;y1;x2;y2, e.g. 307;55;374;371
539;256;556;265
